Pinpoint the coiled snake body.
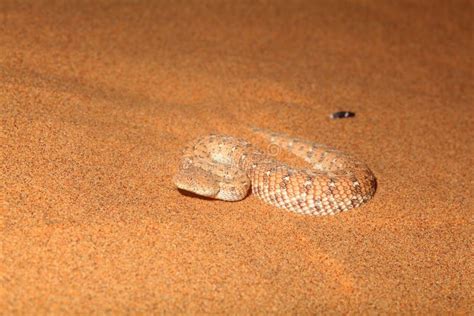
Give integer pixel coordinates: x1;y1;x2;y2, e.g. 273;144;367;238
174;129;376;216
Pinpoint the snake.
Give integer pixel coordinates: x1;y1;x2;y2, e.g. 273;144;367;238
173;128;376;216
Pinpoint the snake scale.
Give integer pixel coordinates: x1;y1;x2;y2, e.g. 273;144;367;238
174;129;376;216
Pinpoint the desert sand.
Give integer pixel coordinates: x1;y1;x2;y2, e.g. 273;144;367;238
1;0;472;314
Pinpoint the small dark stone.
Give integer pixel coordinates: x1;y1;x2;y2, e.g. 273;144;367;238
330;111;356;119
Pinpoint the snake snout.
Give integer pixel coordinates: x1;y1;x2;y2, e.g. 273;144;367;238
174;166;220;198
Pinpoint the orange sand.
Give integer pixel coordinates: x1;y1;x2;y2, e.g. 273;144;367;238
1;0;472;314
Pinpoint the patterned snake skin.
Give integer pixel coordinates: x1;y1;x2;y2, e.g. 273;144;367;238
174;129;376;216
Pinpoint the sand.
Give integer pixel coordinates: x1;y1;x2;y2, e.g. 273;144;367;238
1;0;472;314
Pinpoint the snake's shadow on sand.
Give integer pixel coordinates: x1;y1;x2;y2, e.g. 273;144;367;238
177;189;217;201
177;189;252;201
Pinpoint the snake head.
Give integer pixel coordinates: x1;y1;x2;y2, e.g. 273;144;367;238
173;166;220;198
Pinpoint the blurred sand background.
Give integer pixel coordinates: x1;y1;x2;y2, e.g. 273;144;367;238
1;0;472;314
